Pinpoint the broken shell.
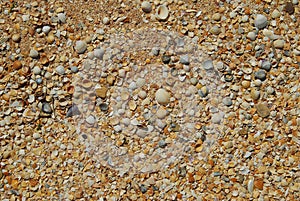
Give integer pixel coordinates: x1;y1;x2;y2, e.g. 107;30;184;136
40;54;49;65
18;66;31;76
156;5;169;21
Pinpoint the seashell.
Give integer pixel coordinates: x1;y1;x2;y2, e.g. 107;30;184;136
81;79;93;89
40;54;49;65
156;5;169;21
18;66;31;76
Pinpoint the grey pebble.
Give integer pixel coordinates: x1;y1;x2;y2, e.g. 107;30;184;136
158;140;167;148
70;66;78;73
161;55;171;64
86;115;96;124
42;26;51;34
254;14;268;29
222;97;232;106
94;48;105;59
99;103;109;112
180;54;190;65
202;59;214;70
57;13;66;23
247;32;256;41
66;104;81;117
254;70;267;81
29;49;39;59
32;66;41;75
56;65;65;75
36;77;43;84
42;102;52;114
75;40;87;54
261;60;271;71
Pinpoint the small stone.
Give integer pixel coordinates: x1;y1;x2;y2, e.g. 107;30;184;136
57;13;66;23
222;97;232;106
42;102;52;114
251;89;260;100
75;40;87;54
198;86;209;97
285;2;295;15
254;70;267;81
271;9;281;19
158;140;167;148
202;59;214;70
95;87;108;99
33;133;40;140
248;178;254;193
99;103;109;112
273;39;285;49
247;32;256;41
56;65;65;75
141;1;152;13
212;13;221;21
12;60;22;70
66;105;81;117
94;48;105;59
261;60;271;71
12;34;21;42
86;115;96;124
190;77;198;85
140;185;148;194
266;86;275;95
102;17;110;25
210;25;221;35
70;66;78;73
180;54;190;65
254;178;264;190
32;66;41;75
156;107;167;119
29;49;39;59
241;80;250;88
161;55;171;64
3;151;11;159
211;112;224;124
36;78;43;84
155;88;170;105
255;103;270;118
254;14;268;29
42;26;51;34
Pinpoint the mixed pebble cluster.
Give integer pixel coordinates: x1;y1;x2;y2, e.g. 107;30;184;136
0;0;299;200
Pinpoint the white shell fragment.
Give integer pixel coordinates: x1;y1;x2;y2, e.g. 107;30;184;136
156;5;169;21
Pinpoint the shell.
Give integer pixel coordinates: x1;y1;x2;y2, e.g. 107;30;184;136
156;5;169;21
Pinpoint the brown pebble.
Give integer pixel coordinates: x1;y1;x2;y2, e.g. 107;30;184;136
255;103;270;118
95;87;108;98
254;178;264;190
285;2;295;15
12;60;22;70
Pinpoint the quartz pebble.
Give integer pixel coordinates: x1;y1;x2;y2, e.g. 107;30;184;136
247;32;256;41
254;14;268;29
56;65;65;75
75;40;87;54
86;115;96;124
271;9;281;18
155;88;170;105
42;26;51;34
94;48;105;59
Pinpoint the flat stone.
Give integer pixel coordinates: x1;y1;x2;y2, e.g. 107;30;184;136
95;87;108;98
180;54;190;65
255;103;270;118
274;39;285;49
202;59;214;70
42;102;52;114
94;48;105;59
86;115;96;124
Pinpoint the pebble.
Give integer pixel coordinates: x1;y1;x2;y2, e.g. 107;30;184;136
66;104;81;117
180;54;190;65
222;97;233;106
211;112;223;124
29;49;39;58
42;26;51;34
255;103;270;118
254;14;268;29
210;25;221;35
86;115;96;125
32;66;41;75
212;13;221;21
56;65;65;75
285;2;295;15
33;133;40;140
271;9;281;19
102;17;110;25
141;1;152;13
273;39;285;49
94;48;105;59
155;88;170;105
198;86;209;97
247;32;256;41
156;107;167;119
261;60;271;71
12;34;21;42
57;13;66;23
250;89;260;100
254;70;267;81
202;59;214;70
42;102;52;114
70;66;78;73
99;103;109;112
162;55;171;64
75;40;87;54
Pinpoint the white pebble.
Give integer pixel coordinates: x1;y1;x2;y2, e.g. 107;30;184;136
32;66;41;75
42;26;51;34
86;115;96;124
29;49;39;58
247;32;256;41
273;39;285;49
155;88;170;105
75;40;87;54
94;48;105;59
156;107;167;119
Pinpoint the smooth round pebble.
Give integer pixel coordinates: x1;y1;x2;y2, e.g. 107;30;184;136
42;102;52;114
138;90;147;99
251;89;260;100
70;66;78;73
29;49;39;58
155;88;170;105
32;66;41;75
33;133;40;139
210;25;221;35
254;70;267;81
222;97;232;106
254;14;268;29
247;32;256;41
75;40;87;54
102;17;110;25
86;115;96;124
141;1;152;13
271;9;281;19
42;26;51;34
156;107;168;119
180;54;190;65
212;13;221;21
261;60;271;71
56;65;65;75
12;34;21;42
